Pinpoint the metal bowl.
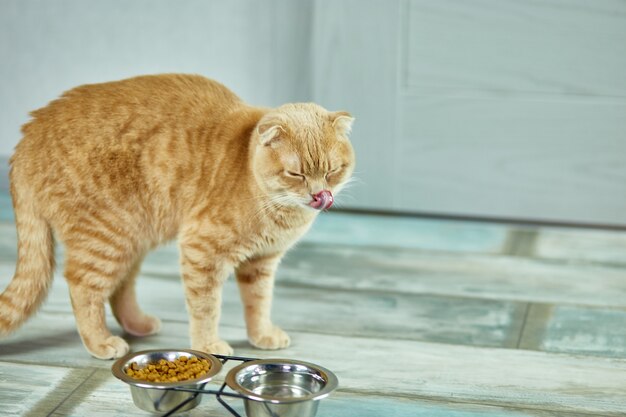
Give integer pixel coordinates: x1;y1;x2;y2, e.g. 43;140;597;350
112;349;222;413
225;359;338;417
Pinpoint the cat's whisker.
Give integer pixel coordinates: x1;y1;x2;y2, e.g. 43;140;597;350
245;192;295;225
342;176;364;188
336;193;357;204
247;199;279;224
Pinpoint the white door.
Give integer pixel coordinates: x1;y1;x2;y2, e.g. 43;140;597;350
310;0;626;226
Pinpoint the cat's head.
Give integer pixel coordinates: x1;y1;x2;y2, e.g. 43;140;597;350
252;103;355;211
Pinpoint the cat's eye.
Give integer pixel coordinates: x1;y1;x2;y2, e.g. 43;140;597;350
285;170;305;180
325;166;343;180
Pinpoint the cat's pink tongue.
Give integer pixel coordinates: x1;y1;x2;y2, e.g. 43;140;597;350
309;190;334;210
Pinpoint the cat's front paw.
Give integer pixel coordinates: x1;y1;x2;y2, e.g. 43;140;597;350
86;335;130;360
249;326;290;350
196;340;234;356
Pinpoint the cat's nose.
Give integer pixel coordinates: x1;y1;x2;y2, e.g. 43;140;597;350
309;190;333;210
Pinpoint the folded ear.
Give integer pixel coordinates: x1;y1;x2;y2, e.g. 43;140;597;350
330;111;355;138
257;115;286;146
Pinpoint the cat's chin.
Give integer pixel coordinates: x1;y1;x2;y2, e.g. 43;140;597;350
288;203;319;213
277;202;322;213
302;204;327;213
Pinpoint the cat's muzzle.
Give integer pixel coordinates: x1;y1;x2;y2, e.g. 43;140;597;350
309;190;333;210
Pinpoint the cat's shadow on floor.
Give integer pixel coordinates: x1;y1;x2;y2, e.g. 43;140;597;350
0;329;79;356
0;329;252;359
227;340;255;350
124;334;253;353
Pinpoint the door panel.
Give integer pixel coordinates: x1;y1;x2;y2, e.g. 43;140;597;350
311;0;626;225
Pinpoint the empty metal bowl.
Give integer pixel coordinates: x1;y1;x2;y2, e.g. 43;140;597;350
225;359;338;417
112;349;222;413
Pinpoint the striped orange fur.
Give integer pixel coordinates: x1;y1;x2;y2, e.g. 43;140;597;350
1;74;355;359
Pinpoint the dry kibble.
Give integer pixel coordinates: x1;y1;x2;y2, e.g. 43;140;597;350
125;356;210;383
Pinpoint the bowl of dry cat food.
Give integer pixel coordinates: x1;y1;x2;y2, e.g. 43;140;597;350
113;350;338;417
112;349;223;413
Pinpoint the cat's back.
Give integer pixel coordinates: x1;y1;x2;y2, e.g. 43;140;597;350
23;74;240;136
11;74;245;216
13;74;243;178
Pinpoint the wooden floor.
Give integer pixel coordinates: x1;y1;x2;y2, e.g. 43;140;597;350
1;162;626;416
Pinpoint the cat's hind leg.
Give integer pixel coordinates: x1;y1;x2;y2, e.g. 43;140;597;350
110;255;161;337
64;245;132;360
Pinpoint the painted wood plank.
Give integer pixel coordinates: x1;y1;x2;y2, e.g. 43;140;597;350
322;393;602;417
0;158;11;223
0;311;188;370
277;243;626;309
535;228;626;266
6;219;619;311
320;394;601;417
0;1;310;157
3;220;626;313
520;304;626;359
397;0;626;224
305;211;508;253
49;368;227;417
405;0;626;97
310;0;400;210
396;94;626;225
0;194;13;223
0;361;93;416
233;332;626;414
2;312;626;414
0;261;527;349
0;156;7;190
50;370;599;417
0;222;17;261
0;202;510;258
133;276;527;349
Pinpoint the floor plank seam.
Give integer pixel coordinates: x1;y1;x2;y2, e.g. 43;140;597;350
30;306;626;359
271;279;626;310
20;277;626;312
515;303;532;349
296;241;508;258
502;228;539;257
336;388;610;417
136;254;626;282
3;225;626;269
44;368;98;417
29;309;521;351
0;358;84;370
273;279;530;304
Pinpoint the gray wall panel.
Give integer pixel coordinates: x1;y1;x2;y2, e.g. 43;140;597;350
2;0;625;224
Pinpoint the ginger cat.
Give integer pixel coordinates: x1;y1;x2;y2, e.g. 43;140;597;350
0;74;354;359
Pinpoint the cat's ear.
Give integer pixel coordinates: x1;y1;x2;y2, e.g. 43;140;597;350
257;118;286;146
330;111;355;138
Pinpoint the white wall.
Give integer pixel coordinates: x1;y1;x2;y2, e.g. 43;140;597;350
311;0;626;225
2;0;625;225
0;0;312;156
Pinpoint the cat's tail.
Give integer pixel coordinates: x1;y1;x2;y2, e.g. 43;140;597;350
0;180;55;336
